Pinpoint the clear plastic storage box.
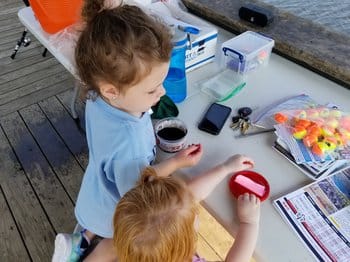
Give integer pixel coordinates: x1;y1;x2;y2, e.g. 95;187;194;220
221;31;274;74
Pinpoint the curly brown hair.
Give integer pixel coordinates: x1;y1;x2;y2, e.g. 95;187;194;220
75;0;172;98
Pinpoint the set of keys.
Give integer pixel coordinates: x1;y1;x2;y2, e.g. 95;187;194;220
230;106;276;137
230;107;253;135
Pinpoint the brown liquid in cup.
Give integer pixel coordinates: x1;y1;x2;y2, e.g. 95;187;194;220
157;127;186;141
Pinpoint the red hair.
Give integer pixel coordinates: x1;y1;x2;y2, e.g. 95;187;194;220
113;167;198;262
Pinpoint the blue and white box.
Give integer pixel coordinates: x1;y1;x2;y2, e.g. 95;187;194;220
148;2;218;72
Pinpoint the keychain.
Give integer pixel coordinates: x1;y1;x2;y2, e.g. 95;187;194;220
230;107;253;135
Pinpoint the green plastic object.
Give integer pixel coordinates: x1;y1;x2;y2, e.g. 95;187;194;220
218;82;246;102
151;95;179;119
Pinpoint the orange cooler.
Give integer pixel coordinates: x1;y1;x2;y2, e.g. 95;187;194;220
29;0;83;34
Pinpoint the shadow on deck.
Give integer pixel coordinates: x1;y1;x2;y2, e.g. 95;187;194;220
0;90;88;261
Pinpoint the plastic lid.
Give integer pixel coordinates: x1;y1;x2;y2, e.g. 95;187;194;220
229;170;270;201
222;31;274;56
171;26;188;47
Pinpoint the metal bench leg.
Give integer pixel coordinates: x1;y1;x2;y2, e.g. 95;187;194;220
42;48;48;57
71;81;79;120
73;223;83;233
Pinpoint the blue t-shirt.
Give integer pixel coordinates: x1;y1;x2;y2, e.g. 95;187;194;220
75;97;156;238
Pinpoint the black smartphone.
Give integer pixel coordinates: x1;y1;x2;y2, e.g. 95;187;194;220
198;103;232;135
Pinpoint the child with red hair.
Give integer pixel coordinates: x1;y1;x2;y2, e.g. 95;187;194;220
113;154;260;262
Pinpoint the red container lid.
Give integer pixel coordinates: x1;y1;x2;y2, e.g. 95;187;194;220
229;170;270;201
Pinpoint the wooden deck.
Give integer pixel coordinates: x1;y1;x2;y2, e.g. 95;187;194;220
0;1;234;261
0;0;73;116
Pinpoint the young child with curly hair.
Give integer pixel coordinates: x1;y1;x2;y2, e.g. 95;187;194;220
52;1;202;261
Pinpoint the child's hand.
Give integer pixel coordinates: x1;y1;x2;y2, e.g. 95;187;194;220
173;144;203;169
237;193;261;225
222;154;254;174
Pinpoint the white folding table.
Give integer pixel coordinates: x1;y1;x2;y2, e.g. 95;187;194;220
158;28;350;262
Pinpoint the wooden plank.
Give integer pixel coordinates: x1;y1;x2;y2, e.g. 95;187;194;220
0;7;21;18
0;40;44;65
0;0;22;6
4;0;23;4
1;68;67;103
0;52;55;79
39;96;89;168
0;20;23;33
197;234;222;261
0;5;21;16
0;38;43;59
0;10;20;22
0;0;22;8
20;102;84;202
0;187;30;261
0;78;73;117
0;24;23;38
0;5;21;15
0;70;71;104
0;45;45;67
0;64;66;95
0;121;55;262
0;15;22;29
0;10;19;20
0;25;29;45
197;204;256;262
1;112;76;233
0;0;17;7
0;40;44;60
197;204;232;260
0;19;36;45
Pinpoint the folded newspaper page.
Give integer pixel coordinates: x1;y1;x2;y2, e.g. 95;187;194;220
273;138;350;180
274;168;350;261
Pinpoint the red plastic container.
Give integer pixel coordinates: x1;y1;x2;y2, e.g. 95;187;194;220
29;0;83;34
229;170;270;201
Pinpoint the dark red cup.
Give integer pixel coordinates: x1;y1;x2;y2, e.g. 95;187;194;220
229;170;270;201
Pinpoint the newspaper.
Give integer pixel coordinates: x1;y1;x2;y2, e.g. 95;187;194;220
273;138;350;180
274;168;350;261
